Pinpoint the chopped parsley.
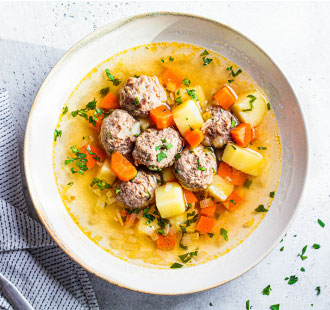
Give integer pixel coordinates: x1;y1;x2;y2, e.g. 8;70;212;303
178;249;198;263
169;56;174;62
267;102;271;110
230;117;236;128
242;95;257;112
182;78;191;87
186;89;198;101
146;191;151;200
155;140;172;162
258;146;267;150
115;188;121;195
262;284;272;295
300;267;305;272
286;275;298;285
244;179;252;188
208;233;214;238
228;79;234;84
170;262;183;269
316;286;321;295
185;211;199;227
148;165;162;172
64;145;88;175
220;228;228;241
99;87;110;97
54;129;62;142
312;243;320;249
175;153;181;160
200;50;209;56
134;96;139;105
109;131;113;139
255;205;268;212
270;305;280;310
246;300;251;310
202;57;213;66
231;145;237;150
209;302;213;306
179;225;188;250
270;191;275;198
197;157;206;171
318;218;325;228
90;178;112;190
160;58;164;63
133;74;140;78
157;152;167;162
62;106;68;115
280;246;284;252
143;208;155;222
298;245;308;260
67;182;73;186
227;66;242;77
105;69;121;86
175;97;183;105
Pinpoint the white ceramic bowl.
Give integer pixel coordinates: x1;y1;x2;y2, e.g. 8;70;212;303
24;12;308;294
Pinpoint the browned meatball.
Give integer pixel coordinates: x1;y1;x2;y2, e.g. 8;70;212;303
115;170;160;209
132;128;183;170
174;145;216;192
201;106;239;148
119;75;167;118
100;109;140;156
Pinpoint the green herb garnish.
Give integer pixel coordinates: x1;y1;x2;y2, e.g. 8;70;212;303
242;95;257;112
270;191;275;198
178;249;198;263
105;69;121;86
134;96;139;105
298;245;308;260
208;233;214;238
230;117;236;128
255;205;268;212
231;145;237;150
220;228;228;241
170;262;183;269
148;165;162;172
267;102;271;110
246;300;251;310
146;191;151;200
160;58;164;63
197;157;206;171
280;246;284;252
202;57;213;66
99;87;110;97
64;145;88;175
318;219;325;227
67;182;73;186
200;50;209;56
175;153;181;160
90;178;112;190
312;244;320;249
54;129;62;142
186;89;198;101
175;97;183;105
244;179;252;188
286;275;298;285
300;267;305;272
169;56;174;62
270;305;280;310
115;188;121;195
62;106;68;115
182;78;191;87
258;146;267;150
227;66;242;77
316;286;321;295
262;284;272;295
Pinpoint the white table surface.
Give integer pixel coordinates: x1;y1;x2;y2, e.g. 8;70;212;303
1;1;329;309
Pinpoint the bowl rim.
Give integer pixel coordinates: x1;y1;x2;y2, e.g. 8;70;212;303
24;11;309;295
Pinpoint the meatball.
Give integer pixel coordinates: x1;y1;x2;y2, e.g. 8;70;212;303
201;106;239;148
133;127;183;170
174;145;217;192
115;170;160;209
119;75;167;118
100;109;140;156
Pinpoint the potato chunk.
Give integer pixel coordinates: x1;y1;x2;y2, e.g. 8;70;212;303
231;90;267;127
137;217;160;235
155;182;186;218
97;159;117;184
173;99;204;136
222;143;264;176
208;175;234;201
176;85;206;107
162;167;176;182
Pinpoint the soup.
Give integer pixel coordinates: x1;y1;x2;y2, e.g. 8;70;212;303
53;42;282;268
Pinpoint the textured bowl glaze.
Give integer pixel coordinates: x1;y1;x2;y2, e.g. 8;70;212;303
24;12;308;294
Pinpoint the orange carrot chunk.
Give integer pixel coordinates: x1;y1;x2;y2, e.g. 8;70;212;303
161;68;183;89
100;92;120;110
196;216;216;234
156;234;176;250
200;205;216;217
81;145;106;169
213;85;237;110
230;123;252;147
184;128;204;148
217;162;247;186
150;105;174;129
223;191;244;211
111;151;137;181
183;189;198;205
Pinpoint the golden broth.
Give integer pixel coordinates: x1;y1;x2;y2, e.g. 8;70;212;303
53;42;282;268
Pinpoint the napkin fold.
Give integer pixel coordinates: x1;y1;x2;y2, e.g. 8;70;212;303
0;89;99;310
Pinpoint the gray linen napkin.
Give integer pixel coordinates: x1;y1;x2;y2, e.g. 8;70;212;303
0;88;99;310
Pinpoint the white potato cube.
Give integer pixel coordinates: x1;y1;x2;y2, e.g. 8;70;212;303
176;85;206;107
208;175;234;201
155;182;186;218
231;90;267;127
222;143;264;176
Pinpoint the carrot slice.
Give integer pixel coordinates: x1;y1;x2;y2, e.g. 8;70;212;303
161;68;183;89
184;128;204;148
150;105;174;129
200;205;216;217
81;145;106;169
183;189;198;205
217;162;247;186
223;191;244;211
111;151;137;181
231;123;252;147
213;85;237;110
196;216;216;234
90;114;104;131
156;234;176;250
100;91;120;110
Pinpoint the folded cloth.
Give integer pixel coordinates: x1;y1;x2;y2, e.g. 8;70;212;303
0;89;99;310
